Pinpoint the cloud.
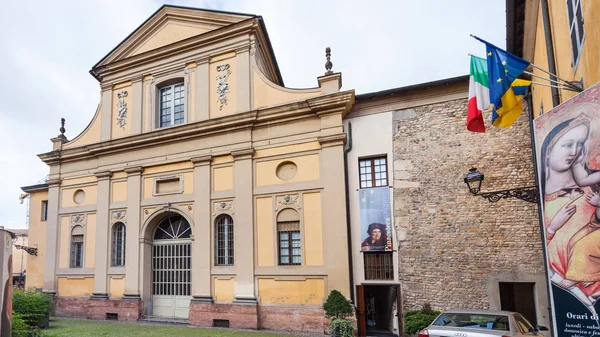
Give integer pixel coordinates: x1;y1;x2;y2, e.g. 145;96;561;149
0;0;505;228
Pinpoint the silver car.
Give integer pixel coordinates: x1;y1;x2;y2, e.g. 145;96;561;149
419;310;550;337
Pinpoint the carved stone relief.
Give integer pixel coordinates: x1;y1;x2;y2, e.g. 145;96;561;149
116;91;128;129
216;64;232;111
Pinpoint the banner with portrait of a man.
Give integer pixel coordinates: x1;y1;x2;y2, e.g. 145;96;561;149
534;82;600;337
359;187;392;252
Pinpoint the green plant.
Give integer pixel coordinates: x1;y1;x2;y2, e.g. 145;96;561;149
12;289;52;328
404;303;440;334
329;318;354;337
11;313;43;337
323;290;353;319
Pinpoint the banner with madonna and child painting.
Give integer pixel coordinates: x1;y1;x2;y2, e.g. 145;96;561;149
359;187;393;252
534;82;600;337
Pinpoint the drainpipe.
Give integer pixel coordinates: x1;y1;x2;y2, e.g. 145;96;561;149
541;0;561;107
344;122;355;303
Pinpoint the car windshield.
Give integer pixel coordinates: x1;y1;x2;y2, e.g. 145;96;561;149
432;313;510;331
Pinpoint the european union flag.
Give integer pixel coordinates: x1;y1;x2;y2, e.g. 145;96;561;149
474;36;531;127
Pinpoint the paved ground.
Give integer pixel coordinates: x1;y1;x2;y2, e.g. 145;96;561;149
41;317;328;337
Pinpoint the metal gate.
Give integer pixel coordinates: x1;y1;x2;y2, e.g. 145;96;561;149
151;216;192;318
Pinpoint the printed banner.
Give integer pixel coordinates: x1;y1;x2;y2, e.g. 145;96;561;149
534;83;600;337
359;187;393;251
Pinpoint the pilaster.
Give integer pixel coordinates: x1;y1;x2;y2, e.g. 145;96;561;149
91;171;112;300
231;148;256;304
131;77;143;135
42;178;61;294
236;47;251;112
123;166;142;299
190;155;213;303
100;84;113;141
318;136;351;298
195;56;210;121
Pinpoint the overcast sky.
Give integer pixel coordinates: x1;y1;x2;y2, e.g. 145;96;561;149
0;0;505;229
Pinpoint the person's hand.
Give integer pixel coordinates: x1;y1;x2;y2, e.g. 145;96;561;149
548;193;582;234
362;245;370;251
587;191;600;207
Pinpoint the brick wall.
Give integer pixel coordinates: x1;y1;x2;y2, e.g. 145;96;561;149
392;98;546;310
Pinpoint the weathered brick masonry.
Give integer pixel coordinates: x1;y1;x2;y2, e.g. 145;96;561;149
393;98;546;310
54;297;141;321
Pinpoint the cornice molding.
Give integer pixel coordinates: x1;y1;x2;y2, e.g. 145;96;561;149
95;18;257;82
38;91;355;166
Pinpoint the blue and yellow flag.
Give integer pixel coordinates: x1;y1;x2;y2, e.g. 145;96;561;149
474;36;532;127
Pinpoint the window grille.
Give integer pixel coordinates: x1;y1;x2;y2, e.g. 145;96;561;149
359;157;388;188
364;252;393;280
215;215;234;266
152;216;192;296
278;221;301;265
71;234;84;268
159;83;185;128
111;223;126;267
567;0;585;67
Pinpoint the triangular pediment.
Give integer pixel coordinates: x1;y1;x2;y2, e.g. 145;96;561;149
94;5;254;68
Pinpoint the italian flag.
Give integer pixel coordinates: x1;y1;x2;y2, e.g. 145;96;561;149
467;55;490;133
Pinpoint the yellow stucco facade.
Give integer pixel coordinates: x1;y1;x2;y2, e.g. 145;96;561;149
22;5;353;329
523;0;600;117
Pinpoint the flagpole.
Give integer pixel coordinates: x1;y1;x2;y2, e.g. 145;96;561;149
529;64;583;92
524;71;564;86
469;34;583;92
530;81;572;91
524;71;581;92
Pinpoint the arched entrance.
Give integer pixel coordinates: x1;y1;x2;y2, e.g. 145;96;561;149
151;214;192;318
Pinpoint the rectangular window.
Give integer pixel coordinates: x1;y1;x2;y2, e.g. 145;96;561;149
278;220;301;266
364;252;393;280
111;223;126;267
159;83;185;128
41;201;48;221
567;0;585;67
71;235;84;268
359;157;388;188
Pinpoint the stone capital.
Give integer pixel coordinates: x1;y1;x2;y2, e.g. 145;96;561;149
94;171;113;180
46;178;62;187
191;155;213;166
317;134;347;148
124;166;143;175
231;148;255;160
196;55;210;65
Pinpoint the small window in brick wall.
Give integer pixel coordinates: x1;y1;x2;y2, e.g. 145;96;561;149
364;252;394;280
213;319;230;328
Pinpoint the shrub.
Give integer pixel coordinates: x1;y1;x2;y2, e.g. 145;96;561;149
12;289;52;328
11;313;42;337
330;318;354;337
404;304;441;334
323;290;353;319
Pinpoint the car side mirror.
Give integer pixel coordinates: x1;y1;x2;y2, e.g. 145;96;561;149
537;325;549;331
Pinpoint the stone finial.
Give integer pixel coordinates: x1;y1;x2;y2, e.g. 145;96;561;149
325;47;333;75
59;118;66;136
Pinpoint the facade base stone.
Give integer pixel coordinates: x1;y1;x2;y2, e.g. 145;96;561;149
258;304;328;333
189;302;258;329
54;297;141;322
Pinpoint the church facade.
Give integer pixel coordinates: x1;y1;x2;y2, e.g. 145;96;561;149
21;5;352;331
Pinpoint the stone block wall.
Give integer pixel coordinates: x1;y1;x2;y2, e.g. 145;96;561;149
393;98;545;310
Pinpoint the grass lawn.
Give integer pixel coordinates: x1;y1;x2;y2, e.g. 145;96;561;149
41;317;300;337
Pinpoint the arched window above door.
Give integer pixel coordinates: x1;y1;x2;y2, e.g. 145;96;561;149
153;215;191;240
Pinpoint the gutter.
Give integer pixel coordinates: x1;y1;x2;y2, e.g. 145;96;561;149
343;122;355;303
541;0;560;107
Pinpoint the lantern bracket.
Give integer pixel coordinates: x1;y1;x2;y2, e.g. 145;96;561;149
477;186;540;203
